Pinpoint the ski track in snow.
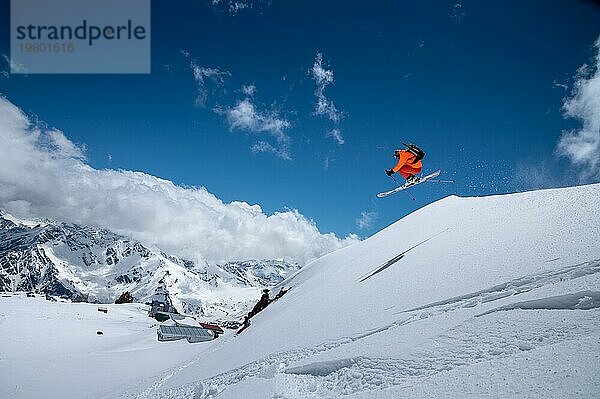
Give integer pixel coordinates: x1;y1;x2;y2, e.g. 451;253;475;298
133;259;600;399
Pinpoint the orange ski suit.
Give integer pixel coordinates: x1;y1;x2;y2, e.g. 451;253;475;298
392;150;422;179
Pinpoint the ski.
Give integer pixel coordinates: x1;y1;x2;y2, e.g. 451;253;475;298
377;170;441;198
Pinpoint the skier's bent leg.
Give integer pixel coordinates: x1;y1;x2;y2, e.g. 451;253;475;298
400;165;422;179
399;169;411;179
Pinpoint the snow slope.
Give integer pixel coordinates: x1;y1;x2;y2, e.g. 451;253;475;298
0;293;221;399
122;184;600;398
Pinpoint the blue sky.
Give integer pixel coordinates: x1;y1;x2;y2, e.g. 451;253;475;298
1;0;599;240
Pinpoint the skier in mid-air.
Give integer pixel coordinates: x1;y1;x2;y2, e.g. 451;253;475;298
385;143;425;184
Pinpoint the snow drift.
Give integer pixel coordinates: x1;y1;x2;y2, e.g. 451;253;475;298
129;183;600;398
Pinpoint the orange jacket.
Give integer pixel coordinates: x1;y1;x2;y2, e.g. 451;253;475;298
392;150;422;173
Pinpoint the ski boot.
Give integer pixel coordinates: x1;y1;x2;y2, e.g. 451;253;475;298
405;175;419;185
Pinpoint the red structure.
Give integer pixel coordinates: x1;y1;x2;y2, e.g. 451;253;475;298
199;323;224;336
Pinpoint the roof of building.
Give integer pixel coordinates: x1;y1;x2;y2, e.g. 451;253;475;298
199;323;224;333
158;324;214;343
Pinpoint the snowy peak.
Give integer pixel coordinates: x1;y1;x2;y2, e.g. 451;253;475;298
218;259;301;287
0;212;186;302
0;211;300;318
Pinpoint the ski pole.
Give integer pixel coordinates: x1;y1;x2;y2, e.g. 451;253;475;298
424;179;455;184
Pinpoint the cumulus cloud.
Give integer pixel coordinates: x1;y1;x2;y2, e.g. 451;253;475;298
555;37;600;182
311;53;345;144
356;211;377;231
0;96;358;265
46;130;86;159
190;61;230;107
217;97;292;160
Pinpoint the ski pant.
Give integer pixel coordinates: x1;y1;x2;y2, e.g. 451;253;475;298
398;164;422;179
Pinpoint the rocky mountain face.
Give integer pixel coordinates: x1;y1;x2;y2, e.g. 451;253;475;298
0;211;300;319
219;259;301;287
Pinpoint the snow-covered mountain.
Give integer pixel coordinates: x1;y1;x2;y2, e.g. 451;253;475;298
0;210;299;318
2;184;599;399
219;259;301;287
122;183;599;398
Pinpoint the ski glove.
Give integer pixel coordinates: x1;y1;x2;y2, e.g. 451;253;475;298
385;169;394;176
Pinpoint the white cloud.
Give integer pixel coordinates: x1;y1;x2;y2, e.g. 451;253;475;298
242;84;256;96
311;53;343;124
190;62;230;107
327;128;345;145
553;80;568;91
182;52;290;159
556;36;600;182
0;96;358;265
217;97;292;160
211;0;266;15
2;54;27;75
315;91;341;123
1;55;13;78
250;141;289;159
46;130;86;159
229;1;249;14
356;211;377;231
312;53;333;88
451;3;465;23
311;53;345;144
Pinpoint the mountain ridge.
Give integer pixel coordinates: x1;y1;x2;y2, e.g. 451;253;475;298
0;210;300;318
